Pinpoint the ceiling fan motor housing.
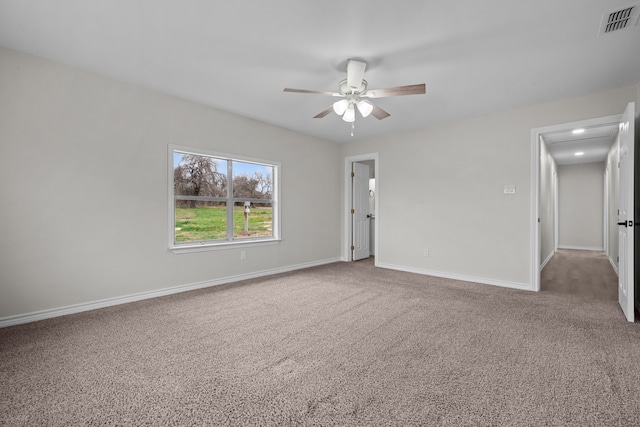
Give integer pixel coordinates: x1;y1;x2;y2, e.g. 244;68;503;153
339;79;367;95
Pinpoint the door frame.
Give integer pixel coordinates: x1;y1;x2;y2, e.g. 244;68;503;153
530;114;622;292
604;167;609;255
343;153;379;262
554;170;559;252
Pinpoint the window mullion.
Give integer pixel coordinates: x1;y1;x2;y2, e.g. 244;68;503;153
226;161;234;241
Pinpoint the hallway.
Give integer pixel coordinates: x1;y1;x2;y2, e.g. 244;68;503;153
541;249;617;301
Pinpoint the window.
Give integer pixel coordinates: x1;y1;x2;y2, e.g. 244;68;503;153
169;145;280;252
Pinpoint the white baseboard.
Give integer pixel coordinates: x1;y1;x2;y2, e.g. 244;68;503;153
557;245;605;252
0;257;341;328
376;262;532;291
609;256;619;275
540;251;555;271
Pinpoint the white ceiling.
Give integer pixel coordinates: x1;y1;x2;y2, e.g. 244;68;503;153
542;122;619;165
0;1;639;145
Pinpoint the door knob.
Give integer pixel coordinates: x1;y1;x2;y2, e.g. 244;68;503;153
618;221;628;227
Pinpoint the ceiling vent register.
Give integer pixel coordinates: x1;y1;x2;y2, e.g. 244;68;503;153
600;4;640;35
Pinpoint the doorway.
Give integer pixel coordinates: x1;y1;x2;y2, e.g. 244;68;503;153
344;153;379;263
531;107;636;322
531;114;622;292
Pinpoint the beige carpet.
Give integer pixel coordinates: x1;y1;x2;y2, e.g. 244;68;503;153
541;249;618;301
2;258;640;426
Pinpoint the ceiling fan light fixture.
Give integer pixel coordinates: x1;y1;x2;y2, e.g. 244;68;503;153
342;104;356;122
356;100;374;118
333;99;349;115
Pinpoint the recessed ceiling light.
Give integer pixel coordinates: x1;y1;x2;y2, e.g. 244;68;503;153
575;152;585;156
572;128;585;134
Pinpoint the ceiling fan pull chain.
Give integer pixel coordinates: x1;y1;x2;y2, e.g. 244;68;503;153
351;122;355;137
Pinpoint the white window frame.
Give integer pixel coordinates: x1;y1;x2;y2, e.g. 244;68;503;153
168;144;281;253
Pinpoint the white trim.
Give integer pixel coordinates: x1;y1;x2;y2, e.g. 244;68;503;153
530;131;541;291
609;255;619;275
557;245;605;251
540;251;554;271
554;170;559;252
343;153;379;263
0;257;341;328
604;168;609;255
170;238;281;254
377;262;531;291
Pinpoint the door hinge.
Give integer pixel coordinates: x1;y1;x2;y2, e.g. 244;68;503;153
617;256;619;262
351;245;355;251
351;209;355;214
351;172;355;177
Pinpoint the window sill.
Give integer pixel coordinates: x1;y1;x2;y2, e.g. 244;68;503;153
170;238;281;254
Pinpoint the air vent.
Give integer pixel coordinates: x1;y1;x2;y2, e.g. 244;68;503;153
599;4;640;35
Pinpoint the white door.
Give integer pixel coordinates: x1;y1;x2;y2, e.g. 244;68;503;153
618;102;635;322
352;162;370;261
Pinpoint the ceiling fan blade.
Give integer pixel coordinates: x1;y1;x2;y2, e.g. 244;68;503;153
370;103;391;120
283;88;341;97
346;59;367;91
313;106;334;119
364;84;426;98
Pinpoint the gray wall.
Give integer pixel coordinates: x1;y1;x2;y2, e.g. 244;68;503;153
557;162;605;250
341;86;635;288
539;138;557;266
0;47;342;319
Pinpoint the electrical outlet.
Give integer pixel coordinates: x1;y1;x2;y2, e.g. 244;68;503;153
423;248;429;257
240;250;247;260
504;184;516;194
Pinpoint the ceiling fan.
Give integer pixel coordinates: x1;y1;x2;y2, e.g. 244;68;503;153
284;59;426;123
